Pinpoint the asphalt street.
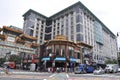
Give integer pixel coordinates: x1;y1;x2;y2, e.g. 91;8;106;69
0;68;120;80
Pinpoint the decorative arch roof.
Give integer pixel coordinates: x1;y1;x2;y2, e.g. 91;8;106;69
20;34;37;41
3;26;23;34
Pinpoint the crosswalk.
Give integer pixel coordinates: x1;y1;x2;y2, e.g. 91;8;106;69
44;73;69;80
44;73;120;80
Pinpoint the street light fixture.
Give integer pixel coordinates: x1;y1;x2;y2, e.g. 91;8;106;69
49;53;55;72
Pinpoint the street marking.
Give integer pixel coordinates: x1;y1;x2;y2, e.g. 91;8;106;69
66;74;69;78
49;73;57;78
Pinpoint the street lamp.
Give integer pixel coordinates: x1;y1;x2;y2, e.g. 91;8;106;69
49;53;55;72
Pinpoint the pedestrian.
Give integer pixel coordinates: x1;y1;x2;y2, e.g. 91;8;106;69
4;66;9;75
48;67;50;73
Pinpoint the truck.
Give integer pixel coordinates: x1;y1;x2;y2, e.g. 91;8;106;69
74;64;95;74
105;64;119;73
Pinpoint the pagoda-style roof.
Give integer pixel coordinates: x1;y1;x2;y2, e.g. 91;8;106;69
20;34;37;41
0;28;2;31
3;26;23;34
44;35;77;47
31;43;39;48
0;34;6;40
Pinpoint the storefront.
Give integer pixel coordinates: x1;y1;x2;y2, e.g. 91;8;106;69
40;35;82;72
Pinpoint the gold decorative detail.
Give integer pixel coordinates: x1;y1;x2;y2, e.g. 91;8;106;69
54;35;66;40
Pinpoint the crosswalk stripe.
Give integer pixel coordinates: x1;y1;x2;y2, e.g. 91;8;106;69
49;73;57;78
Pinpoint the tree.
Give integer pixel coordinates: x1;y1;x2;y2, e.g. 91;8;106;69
0;57;6;65
9;55;21;64
105;59;117;64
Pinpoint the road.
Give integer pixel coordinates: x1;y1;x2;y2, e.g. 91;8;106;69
0;69;120;80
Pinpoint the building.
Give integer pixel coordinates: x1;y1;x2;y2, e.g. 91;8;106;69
22;1;117;65
118;49;120;67
40;35;94;72
0;26;38;69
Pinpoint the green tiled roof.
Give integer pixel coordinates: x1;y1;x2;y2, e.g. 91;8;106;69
23;9;48;19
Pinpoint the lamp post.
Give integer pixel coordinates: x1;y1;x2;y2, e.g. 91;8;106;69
49;53;55;72
66;56;69;72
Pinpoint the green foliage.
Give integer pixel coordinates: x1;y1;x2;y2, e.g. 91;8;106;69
9;55;21;64
105;59;117;64
0;57;6;65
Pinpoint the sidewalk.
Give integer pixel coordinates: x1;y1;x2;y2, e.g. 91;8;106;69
0;70;48;75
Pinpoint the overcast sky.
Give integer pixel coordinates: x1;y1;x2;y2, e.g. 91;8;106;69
0;0;120;45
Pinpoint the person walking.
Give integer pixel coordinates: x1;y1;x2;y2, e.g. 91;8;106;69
4;66;9;75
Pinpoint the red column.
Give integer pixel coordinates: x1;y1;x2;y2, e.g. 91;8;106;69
32;54;35;63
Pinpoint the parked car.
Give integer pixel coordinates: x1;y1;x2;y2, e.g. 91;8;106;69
74;67;86;74
118;68;120;72
105;64;118;73
74;64;95;74
93;68;105;75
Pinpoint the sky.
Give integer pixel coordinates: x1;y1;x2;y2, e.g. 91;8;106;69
0;0;120;46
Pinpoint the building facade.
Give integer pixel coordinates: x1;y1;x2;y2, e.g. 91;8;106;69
40;35;93;72
0;26;38;69
22;1;118;65
118;50;120;67
41;35;82;72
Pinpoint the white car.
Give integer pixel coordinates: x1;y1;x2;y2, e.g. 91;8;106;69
93;68;105;75
118;68;120;72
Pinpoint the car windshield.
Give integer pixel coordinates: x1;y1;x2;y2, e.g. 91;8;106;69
75;67;79;70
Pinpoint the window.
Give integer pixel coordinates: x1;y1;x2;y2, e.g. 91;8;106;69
77;53;80;59
76;14;83;23
71;26;74;34
42;21;44;24
68;47;73;57
71;35;74;41
76;24;83;32
76;7;81;13
55;45;59;56
76;34;83;41
61;29;64;35
60;45;65;57
46;46;52;56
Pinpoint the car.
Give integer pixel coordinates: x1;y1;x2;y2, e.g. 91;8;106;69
74;67;86;74
105;64;118;73
118;68;120;72
93;68;105;75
